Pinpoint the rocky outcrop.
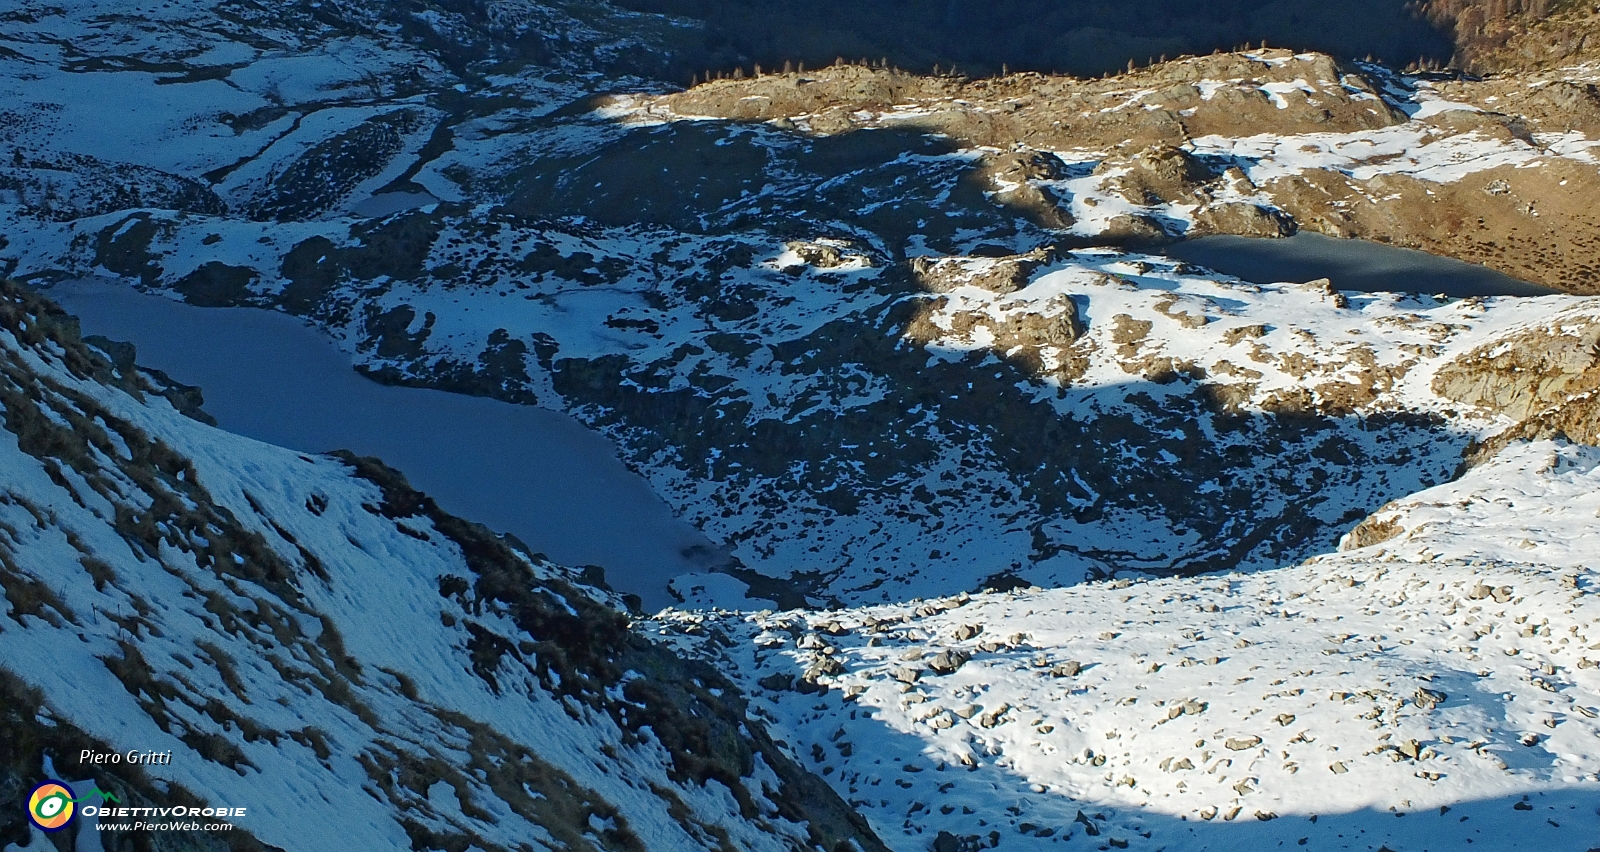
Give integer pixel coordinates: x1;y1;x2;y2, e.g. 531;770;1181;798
1433;316;1600;421
1190;202;1297;239
655;51;1405;151
975;150;1076;230
1340;513;1405;550
1432;310;1600;464
910;250;1053;295
1099;146;1213;206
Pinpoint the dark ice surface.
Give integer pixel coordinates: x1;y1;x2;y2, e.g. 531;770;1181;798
47;279;722;611
1166;232;1558;298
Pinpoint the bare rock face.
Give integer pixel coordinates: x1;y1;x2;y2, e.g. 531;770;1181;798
976;150;1075;230
910;252;1049;295
1433;312;1600;464
1432;318;1600;421
1341;514;1404;551
1468;390;1600;465
1191;202;1297;239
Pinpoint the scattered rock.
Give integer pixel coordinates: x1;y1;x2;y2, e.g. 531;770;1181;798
1467;583;1515;603
927;650;972;674
978;704;1011;728
1050;660;1083;677
892;666;923;684
1414;687;1448;710
758;672;794;691
1225;736;1262;751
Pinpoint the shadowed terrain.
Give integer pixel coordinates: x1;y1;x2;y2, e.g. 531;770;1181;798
615;0;1457;78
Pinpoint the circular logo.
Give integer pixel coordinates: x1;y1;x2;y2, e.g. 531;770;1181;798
27;781;76;832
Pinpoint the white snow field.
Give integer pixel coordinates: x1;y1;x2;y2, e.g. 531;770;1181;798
650;439;1600;850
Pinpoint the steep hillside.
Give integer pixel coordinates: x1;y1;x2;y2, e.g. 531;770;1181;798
1421;0;1600;72
0;277;883;852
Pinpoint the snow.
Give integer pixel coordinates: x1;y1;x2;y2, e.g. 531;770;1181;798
651;440;1600;850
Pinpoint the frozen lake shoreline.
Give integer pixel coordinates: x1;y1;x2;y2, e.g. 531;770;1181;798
44;279;720;611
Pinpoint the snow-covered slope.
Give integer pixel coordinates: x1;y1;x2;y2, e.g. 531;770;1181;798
0;278;883;852
647;437;1600;850
0;0;698;223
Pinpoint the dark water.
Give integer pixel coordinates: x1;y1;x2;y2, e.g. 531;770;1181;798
1166;233;1557;298
46;279;722;611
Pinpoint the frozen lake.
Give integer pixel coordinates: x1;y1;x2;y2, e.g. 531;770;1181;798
1167;232;1557;298
45;279;722;611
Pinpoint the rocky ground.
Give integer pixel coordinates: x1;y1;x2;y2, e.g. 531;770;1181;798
638;49;1600;293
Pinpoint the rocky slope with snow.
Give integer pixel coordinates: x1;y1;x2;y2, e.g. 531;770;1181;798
0;277;883;852
6;0;1600;609
5;3;1600;849
646;437;1600;850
